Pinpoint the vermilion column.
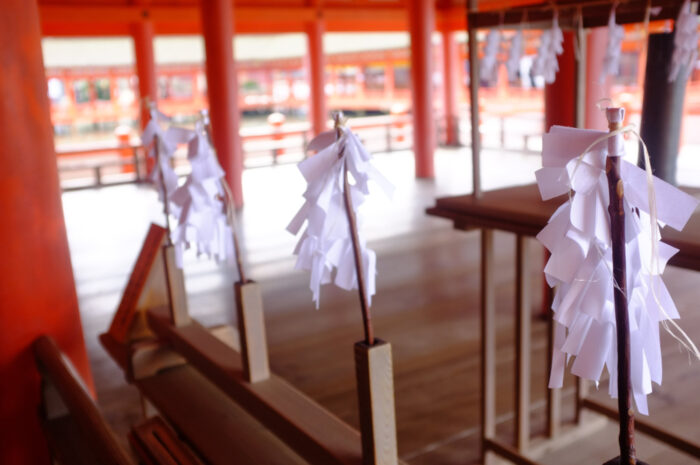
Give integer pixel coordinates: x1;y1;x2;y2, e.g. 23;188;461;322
131;20;158;129
307;16;327;136
442;30;460;146
201;0;244;208
545;31;577;130
585;27;610;131
0;1;94;463
409;0;436;178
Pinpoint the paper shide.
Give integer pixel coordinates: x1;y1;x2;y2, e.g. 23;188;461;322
535;109;699;415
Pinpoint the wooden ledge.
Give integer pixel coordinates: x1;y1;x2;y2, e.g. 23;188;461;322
146;305;404;465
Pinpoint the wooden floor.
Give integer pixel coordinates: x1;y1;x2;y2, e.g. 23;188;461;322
62;149;700;464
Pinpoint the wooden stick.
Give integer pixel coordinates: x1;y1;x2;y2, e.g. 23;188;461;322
604;108;637;465
200;112;247;283
334;112;375;346
154;134;173;246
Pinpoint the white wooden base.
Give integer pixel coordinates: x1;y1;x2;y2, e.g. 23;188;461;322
235;281;270;383
354;339;398;465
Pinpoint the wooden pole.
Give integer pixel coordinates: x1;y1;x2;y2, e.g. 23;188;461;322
334;113;375;346
154;134;173;245
603;107;648;465
467;0;481;198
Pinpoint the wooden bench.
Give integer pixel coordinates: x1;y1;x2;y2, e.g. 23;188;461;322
129;416;202;465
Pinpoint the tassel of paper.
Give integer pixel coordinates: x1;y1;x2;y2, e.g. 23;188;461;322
169;120;235;269
480;29;502;83
600;7;625;83
536;125;698;415
506;29;524;82
532;13;564;84
669;0;699;82
142;109;191;204
287;126;394;308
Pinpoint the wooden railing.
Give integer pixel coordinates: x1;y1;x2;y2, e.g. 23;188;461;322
34;335;134;465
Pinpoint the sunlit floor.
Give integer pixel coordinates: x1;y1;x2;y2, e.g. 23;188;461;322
62;145;700;464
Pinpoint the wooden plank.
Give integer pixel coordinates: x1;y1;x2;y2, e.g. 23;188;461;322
109;223;167;342
484;438;542;465
136;365;308;465
235;281;270;383
546;308;561;438
162;244;190;327
42;415;107;465
34;336;133;465
481;229;496;464
147;305;395;465
354;339;398;465
427;184;700;271
515;235;531;451
129;416;202;465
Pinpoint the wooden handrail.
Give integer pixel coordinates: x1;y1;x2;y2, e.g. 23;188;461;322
146;305;372;465
33;335;134;465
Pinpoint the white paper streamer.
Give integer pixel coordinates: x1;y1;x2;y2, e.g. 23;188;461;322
600;7;625;83
536;124;699;415
480;29;502;83
169;120;236;269
532;13;564;84
287;125;394;308
506;29;524;82
669;0;699;82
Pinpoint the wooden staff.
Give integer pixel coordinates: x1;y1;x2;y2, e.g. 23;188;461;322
201;111;247;283
603;108;648;465
154;134;173;246
333;112;375;346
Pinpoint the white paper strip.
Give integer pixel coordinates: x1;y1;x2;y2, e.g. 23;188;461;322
600;7;625;83
536;124;699;414
532;13;564;84
287;125;393;308
669;0;699;82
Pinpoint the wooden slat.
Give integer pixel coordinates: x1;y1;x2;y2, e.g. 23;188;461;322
546;308;561;438
146;305;396;465
480;229;496;463
136;365;308;465
515;235;531;451
581;398;700;459
34;335;133;465
484;438;542;465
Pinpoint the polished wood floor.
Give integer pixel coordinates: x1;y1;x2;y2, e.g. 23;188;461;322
62;149;700;464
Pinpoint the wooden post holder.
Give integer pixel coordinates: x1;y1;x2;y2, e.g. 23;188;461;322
234;280;270;383
354;339;398;465
162;243;190;327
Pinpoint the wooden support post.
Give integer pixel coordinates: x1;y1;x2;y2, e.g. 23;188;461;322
442;29;460;146
546;302;561;437
515;235;531;451
481;229;496;463
354;340;398;465
467;1;481;197
234;281;270;383
162;245;190;327
131;20;158;130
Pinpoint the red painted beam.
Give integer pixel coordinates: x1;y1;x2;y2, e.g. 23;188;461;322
409;0;436;178
442;30;461;146
132;20;158;129
545;31;577;131
0;0;94;463
201;0;244;208
307;16;327;136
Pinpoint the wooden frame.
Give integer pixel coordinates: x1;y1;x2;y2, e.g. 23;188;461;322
427;184;700;463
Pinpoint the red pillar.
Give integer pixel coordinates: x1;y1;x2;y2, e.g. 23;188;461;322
201;0;244;208
0;1;94;463
442;30;460;146
131;20;158;129
544;31;577;131
409;0;436;178
585;27;611;131
307;16;327;136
